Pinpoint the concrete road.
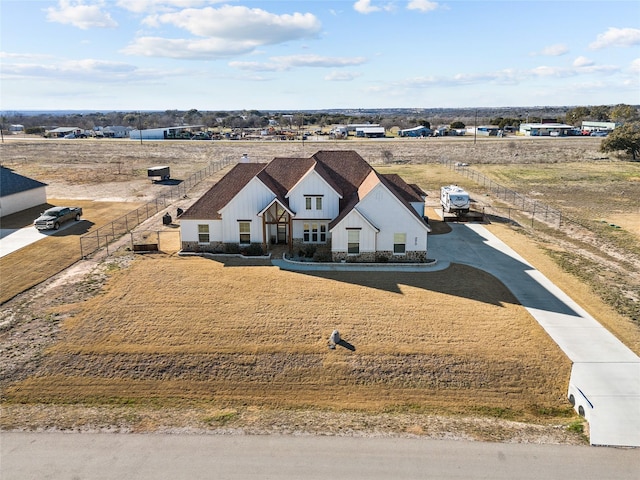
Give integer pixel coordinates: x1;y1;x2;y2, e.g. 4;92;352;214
2;432;639;480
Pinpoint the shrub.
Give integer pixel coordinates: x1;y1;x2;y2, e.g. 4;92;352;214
243;243;264;256
224;243;240;254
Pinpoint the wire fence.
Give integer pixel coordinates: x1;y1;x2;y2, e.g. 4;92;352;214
441;159;572;230
80;157;235;258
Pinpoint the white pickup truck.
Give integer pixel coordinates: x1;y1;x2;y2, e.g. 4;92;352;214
34;206;83;230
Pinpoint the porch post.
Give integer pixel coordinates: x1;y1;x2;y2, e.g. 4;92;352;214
288;215;293;254
262;215;267;252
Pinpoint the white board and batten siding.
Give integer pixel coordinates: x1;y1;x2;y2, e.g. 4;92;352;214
340;182;429;253
287;170;341;221
180;219;222;244
359;183;428;253
219;177;275;243
330;209;379;253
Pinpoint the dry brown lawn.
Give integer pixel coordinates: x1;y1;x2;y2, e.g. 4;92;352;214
2;136;637;441
5;252;571;421
0;199;142;304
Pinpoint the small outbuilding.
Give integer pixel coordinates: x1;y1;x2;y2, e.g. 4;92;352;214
398;126;432;137
0;167;48;217
519;123;576;136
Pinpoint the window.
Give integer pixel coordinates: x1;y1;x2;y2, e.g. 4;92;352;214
393;233;406;254
198;224;210;243
303;223;327;243
239;222;250;244
347;229;360;254
305;196;323;210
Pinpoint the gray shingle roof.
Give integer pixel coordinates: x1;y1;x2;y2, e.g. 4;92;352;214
0;167;48;197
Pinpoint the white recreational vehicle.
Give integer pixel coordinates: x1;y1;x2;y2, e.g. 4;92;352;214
440;185;470;215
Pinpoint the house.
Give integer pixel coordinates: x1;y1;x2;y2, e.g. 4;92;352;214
0;167;48;217
180;151;431;262
398;126;432;137
129;125;205;140
355;126;386;138
519;123;575;136
581;121;618;133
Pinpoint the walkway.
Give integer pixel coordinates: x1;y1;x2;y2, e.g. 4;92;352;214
273;224;640;447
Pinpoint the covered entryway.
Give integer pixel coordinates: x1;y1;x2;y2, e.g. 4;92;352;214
259;200;294;252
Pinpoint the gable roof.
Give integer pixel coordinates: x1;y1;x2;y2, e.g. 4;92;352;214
0;167;48;197
181;151;428;228
381;174;426;203
181;163;265;220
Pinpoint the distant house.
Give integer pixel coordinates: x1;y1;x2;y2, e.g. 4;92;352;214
129;125;205;140
355;126;386;138
519;123;575;136
0;167;47;217
180;150;431;262
101;126;131;138
398;126;432;137
581;121;618;133
46;127;84;138
9;124;24;134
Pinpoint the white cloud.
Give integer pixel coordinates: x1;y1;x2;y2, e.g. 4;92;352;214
123;5;322;59
589;27;640;49
122;37;257;59
530;44;569;56
155;5;321;41
0;58;164;83
116;0;222;14
407;0;439;13
354;0;380;13
46;0;117;29
573;56;594;68
230;55;367;72
630;58;640;73
325;71;362;81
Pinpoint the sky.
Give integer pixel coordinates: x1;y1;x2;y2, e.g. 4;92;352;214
1;0;639;111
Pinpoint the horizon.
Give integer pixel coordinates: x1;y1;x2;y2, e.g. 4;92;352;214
1;1;639;111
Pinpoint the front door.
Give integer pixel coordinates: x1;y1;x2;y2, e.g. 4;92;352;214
277;224;287;243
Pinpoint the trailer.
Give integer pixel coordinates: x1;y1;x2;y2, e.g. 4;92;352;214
147;166;170;182
440;185;470;216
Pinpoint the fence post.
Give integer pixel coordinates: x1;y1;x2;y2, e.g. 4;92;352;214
531;203;536;228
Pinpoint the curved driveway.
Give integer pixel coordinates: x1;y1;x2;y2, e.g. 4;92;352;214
275;223;640;447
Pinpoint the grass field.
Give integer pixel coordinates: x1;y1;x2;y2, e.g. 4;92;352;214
4;255;572;418
1;136;638;441
0;199;143;304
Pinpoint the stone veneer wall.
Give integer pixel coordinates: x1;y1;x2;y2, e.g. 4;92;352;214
181;241;225;253
332;250;427;263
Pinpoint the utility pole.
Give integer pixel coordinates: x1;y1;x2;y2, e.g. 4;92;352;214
474;109;477;145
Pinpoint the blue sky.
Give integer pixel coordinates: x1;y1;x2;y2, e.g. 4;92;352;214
1;0;639;111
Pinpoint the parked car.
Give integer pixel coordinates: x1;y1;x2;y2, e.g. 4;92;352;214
34;206;83;230
590;131;609;137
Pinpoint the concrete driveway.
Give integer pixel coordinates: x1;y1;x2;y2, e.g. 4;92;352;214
428;224;640;447
274;223;640;446
0;222;78;258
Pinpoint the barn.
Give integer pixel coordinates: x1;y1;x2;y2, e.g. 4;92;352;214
0;167;48;217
